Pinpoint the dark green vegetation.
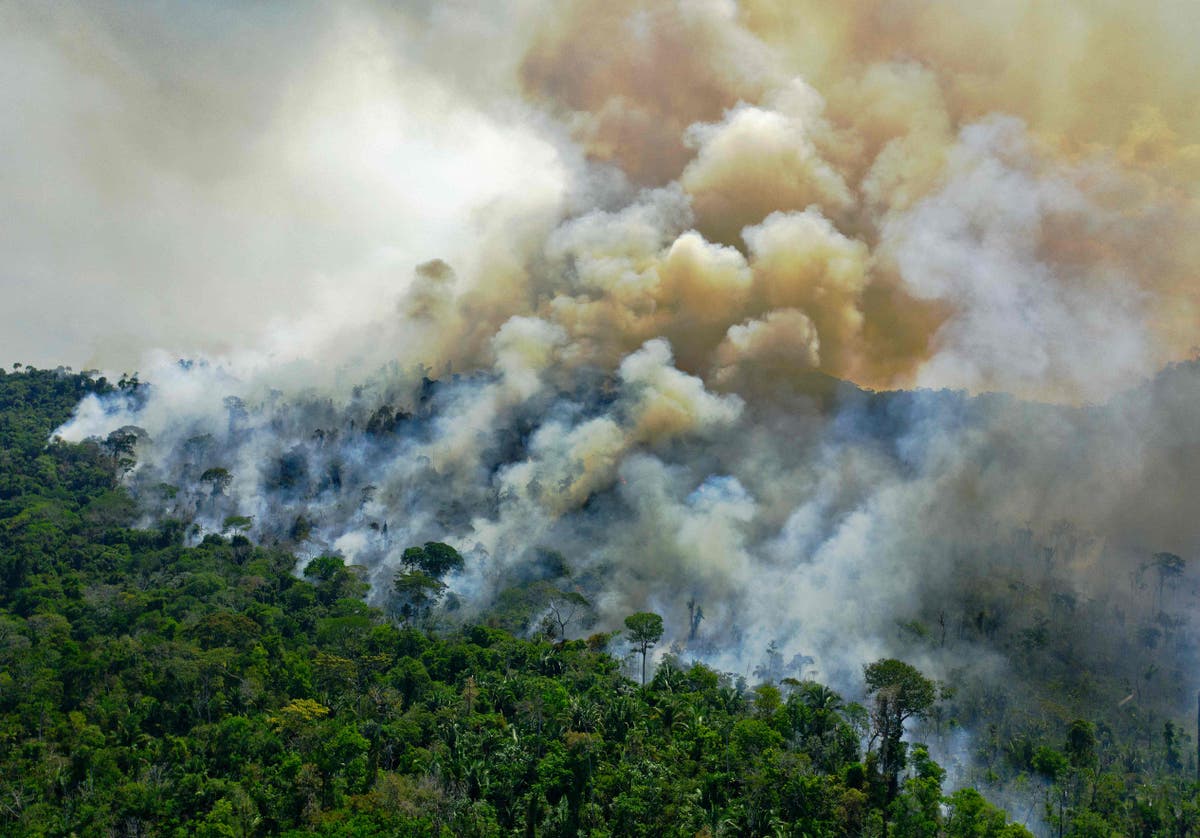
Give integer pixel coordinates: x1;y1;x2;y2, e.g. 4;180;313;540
0;367;1194;836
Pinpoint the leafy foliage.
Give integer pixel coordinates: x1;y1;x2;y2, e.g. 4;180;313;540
624;611;664;687
0;368;1188;836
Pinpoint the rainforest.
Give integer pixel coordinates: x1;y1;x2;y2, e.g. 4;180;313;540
4;2;1200;836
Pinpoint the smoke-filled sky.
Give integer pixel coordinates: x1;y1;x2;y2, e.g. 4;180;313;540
27;0;1200;721
6;0;1200;402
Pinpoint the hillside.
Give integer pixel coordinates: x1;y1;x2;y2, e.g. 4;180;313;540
0;366;1044;836
5;367;1200;835
7;2;1200;835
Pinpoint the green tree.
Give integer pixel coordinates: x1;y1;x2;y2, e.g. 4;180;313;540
401;542;464;578
1065;719;1097;773
392;569;445;626
303;555;369;605
890;745;945;837
863;658;937;801
200;467;232;496
945;788;1034;837
1032;745;1070;838
624;612;664;686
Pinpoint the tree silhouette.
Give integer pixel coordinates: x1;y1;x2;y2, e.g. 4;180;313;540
1150;552;1185;613
540;590;591;642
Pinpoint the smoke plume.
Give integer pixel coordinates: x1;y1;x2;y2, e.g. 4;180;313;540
31;0;1200;768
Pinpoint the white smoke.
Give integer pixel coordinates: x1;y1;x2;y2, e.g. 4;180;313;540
27;3;1200;769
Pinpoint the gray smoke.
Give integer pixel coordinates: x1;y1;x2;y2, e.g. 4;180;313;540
56;346;1200;699
25;6;1200;814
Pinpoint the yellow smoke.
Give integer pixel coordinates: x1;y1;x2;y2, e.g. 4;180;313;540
487;0;1200;401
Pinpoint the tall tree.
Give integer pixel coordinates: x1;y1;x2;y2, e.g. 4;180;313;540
624;612;664;686
392;570;446;626
864;658;937;801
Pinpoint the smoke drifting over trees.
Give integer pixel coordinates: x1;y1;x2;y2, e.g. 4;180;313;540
22;0;1200;808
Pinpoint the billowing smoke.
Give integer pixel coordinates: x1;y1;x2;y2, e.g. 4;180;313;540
36;0;1200;750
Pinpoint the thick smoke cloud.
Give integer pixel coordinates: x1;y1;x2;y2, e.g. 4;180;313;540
879;118;1153;401
10;0;1200;395
0;1;566;370
33;0;1200;764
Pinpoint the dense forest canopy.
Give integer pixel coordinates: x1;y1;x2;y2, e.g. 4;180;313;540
3;366;1200;836
6;1;1200;836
